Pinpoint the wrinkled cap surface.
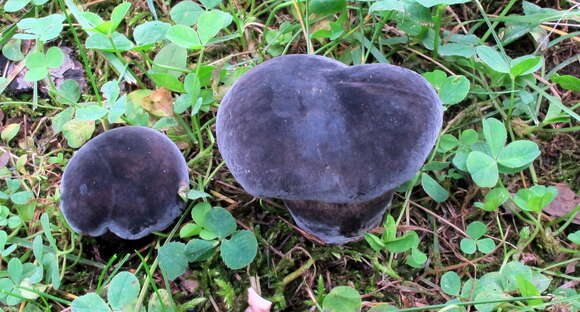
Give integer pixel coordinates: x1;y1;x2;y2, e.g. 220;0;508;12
60;126;189;239
217;54;443;203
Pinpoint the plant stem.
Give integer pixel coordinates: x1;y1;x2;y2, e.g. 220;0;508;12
432;5;446;58
552;203;580;235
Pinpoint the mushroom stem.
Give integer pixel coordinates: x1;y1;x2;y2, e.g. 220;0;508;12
283;190;394;244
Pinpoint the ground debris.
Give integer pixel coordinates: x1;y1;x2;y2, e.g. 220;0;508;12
544;183;580;225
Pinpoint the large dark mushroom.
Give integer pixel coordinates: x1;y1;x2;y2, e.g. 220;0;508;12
60;126;189;240
217;54;442;244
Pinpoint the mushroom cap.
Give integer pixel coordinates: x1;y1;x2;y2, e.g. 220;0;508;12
217;54;443;203
60;126;189;240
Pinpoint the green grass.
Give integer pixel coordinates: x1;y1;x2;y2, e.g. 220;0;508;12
0;0;579;311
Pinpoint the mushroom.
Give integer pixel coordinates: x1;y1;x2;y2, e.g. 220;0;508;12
60;126;189;240
217;54;442;244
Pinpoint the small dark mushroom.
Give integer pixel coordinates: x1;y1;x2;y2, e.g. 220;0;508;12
217;54;443;244
60;126;189;240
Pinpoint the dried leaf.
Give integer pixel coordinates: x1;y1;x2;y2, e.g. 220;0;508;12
544;183;580;225
245;287;271;312
0;149;9;168
142;88;174;117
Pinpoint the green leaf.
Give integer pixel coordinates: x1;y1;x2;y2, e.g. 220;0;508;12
510;55;543;77
4;0;32;12
1;124;20;143
200;0;221;9
460;238;477;254
515;275;542;305
85;32;134;52
191;202;211;224
148;72;185;92
414;0;471;7
110;2;131;33
0;231;7;252
364;233;386;251
174;94;193;114
185;239;217;262
421;173;449;203
7;258;23;284
187;189;210;200
474;290;505;312
466;221;487;239
133;21;171;46
32;235;42;261
184;72;201;96
475;187;510;212
441;271;461;296
17;14;65;41
25;52;46;69
309;0;346;15
75;105;108;121
530;271;551;293
25;67;48;82
201;207;236;239
10;191;33;205
197;10;232;45
323;286;361;312
147;289;171;312
152;43;187;78
7;216;21;229
179;223;202;238
107;95;126;124
483;118;506;158
71;293;111;312
439;43;475;58
369;0;405;13
423;70;447;89
476;238;496;253
46;47;64;68
476;45;510;74
166;25;202;49
6;179;20;193
497;140;540;168
101;81;120;102
440;75;470;105
438;134;458;152
368;304;399;312
551;74;580;92
57;80;81;104
170;1;203;26
0;278;17;305
220;230;258;269
384;231;419;253
62;119;95;148
500;261;532;292
513;185;557;212
107;271;140;309
153;117;178;130
2;40;24;61
459;129;478;146
383;214;397;242
466;151;498;187
158;242;188;281
52;107;75;133
568;231;580;244
406;248;427;268
83;12;105;29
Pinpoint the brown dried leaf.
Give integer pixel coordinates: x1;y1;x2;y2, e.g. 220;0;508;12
142;87;174;117
544;183;580;225
179;279;199;294
0;148;9;168
245;287;271;312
